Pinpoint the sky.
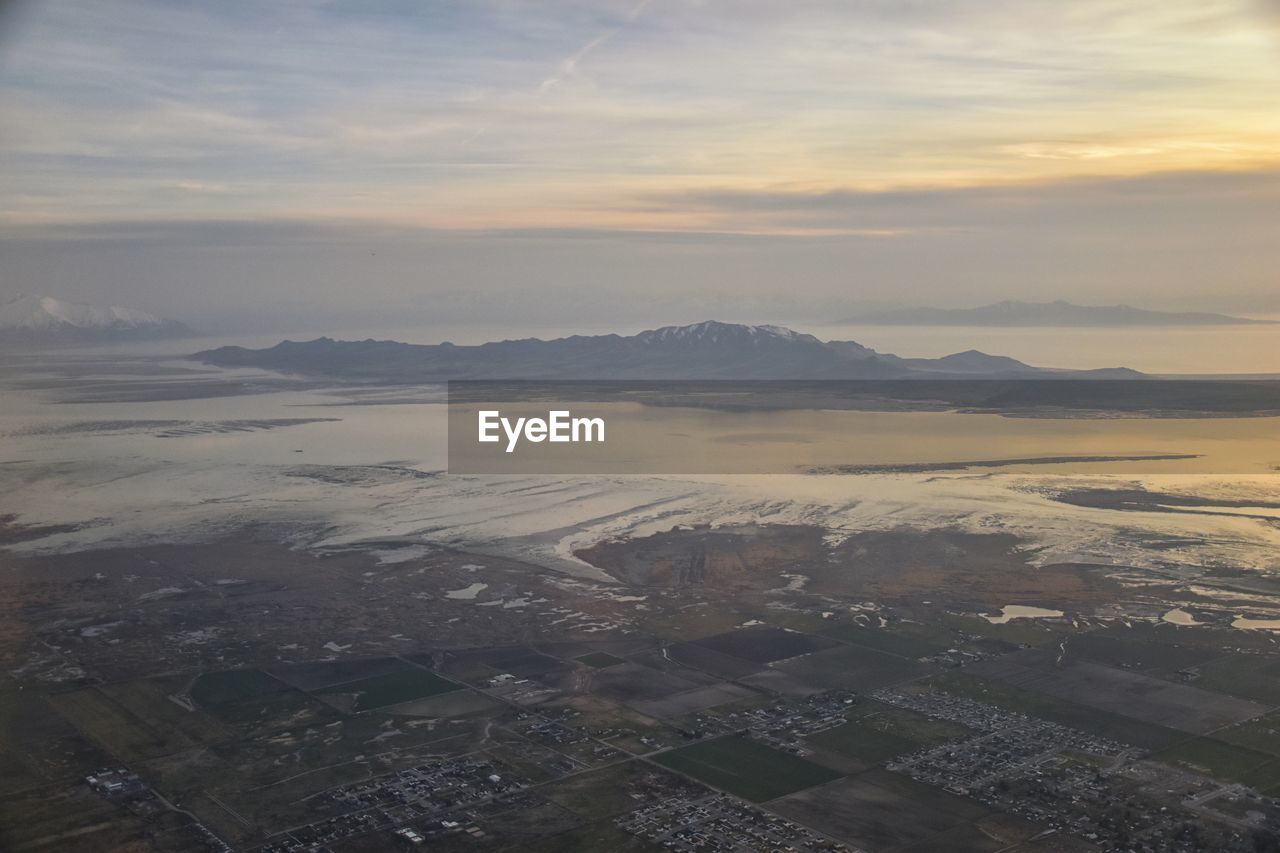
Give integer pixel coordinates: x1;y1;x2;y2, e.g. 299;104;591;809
1;0;1279;330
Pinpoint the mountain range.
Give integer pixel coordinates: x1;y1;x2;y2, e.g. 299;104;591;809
193;320;1140;380
0;294;193;343
842;300;1273;327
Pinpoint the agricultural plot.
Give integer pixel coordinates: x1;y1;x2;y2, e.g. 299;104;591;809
1191;654;1280;705
575;662;701;704
0;782;211;853
47;688;191;762
807;702;970;768
1215;712;1280;757
385;690;504;718
626;649;724;685
967;650;1268;733
1155;737;1280;790
319;667;462;712
687;626;838;664
538;694;683;755
266;656;410;691
934;672;1182;750
0;751;40;797
542;762;705;821
737;669;826;697
491;651;571;678
454;646;572;678
664;642;762;679
804;722;915;767
773;643;929;691
576;651;627;668
652;734;841;802
846;700;973;747
900;813;1048;853
1063;634;1223;675
97;678;232;746
818;622;953;658
0;692;111;783
769;769;992;850
190;668;290;706
210;688;340;736
536;637;661;661
630;682;757;719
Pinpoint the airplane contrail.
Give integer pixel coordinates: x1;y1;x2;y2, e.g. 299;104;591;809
537;0;654;95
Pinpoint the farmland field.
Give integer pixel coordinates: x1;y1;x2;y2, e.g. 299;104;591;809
687;627;839;664
190;669;290;706
774;643;930;691
266;657;411;691
817;623;953;659
651;734;841;802
769;768;992;850
576;651;627;668
1155;736;1280;789
630;683;756;719
807;701;970;766
966;650;1267;733
934;672;1184;750
320;667;462;712
1192;654;1280;705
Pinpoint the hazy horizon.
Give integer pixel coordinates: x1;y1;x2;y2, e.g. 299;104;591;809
3;1;1280;329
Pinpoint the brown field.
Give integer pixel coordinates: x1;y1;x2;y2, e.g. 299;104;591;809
967;650;1269;733
629;682;758;718
768;769;993;851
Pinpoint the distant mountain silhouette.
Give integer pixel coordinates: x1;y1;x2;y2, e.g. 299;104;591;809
193;320;1140;380
842;300;1273;327
0;294;194;343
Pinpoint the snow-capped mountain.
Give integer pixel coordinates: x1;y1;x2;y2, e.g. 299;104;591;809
193;320;1137;380
0;294;194;343
634;321;820;345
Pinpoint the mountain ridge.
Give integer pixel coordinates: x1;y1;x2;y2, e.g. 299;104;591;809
192;320;1141;381
0;294;194;343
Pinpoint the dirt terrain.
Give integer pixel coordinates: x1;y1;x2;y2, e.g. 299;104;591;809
576;523;1125;611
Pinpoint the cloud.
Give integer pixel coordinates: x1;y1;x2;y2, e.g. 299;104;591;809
5;0;1277;231
2;0;1279;321
640;168;1280;234
173;180;229;194
537;0;653;93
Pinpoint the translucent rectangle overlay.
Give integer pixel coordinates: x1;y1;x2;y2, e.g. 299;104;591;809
446;380;1280;475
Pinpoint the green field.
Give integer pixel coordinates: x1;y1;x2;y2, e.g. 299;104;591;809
1063;634;1222;674
1192;654;1280;705
805;721;915;765
933;672;1182;750
191;669;291;706
576;652;627;668
1215;712;1280;758
652;734;841;802
804;700;972;769
1155;736;1280;789
211;688;339;736
847;700;972;746
818;623;951;659
99;678;232;746
769;769;993;851
542;763;697;820
268;657;411;691
48;689;191;762
775;644;929;691
324;666;462;711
